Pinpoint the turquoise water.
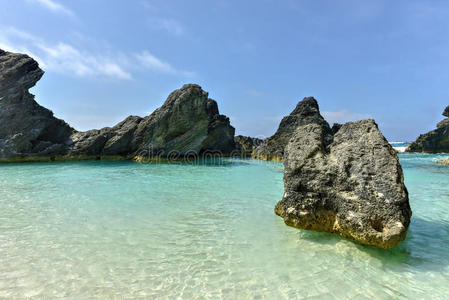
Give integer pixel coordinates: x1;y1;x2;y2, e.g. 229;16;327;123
0;154;448;299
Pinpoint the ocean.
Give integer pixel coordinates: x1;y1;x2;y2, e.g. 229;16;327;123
0;152;448;298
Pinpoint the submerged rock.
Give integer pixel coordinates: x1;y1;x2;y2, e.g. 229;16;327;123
0;49;235;162
234;135;264;157
437;158;449;165
407;106;449;153
275;116;411;249
0;50;74;160
252;97;331;161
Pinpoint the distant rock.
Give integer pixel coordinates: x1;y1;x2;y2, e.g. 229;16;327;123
234;135;264;157
276;117;411;249
0;49;74;160
252;97;331;161
407;106;449;153
0;49;235;162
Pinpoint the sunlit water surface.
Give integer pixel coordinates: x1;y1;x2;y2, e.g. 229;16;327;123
0;154;449;299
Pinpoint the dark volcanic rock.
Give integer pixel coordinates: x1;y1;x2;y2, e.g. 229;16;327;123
0;49;235;161
276;119;411;249
234;135;264;157
252;97;331;161
407;106;449;153
0;49;74;160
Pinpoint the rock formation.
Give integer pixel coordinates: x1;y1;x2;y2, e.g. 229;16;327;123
234;135;263;157
252;97;331;161
407;106;449;153
0;49;235;162
133;85;235;159
275;116;411;249
0;49;74;160
69;84;236;160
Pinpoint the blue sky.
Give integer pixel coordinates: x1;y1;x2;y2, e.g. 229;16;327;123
1;0;448;141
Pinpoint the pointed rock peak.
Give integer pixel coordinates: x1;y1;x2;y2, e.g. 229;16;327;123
291;96;320;116
443;105;449;118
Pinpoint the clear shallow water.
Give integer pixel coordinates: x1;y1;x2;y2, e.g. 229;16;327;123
0;155;448;299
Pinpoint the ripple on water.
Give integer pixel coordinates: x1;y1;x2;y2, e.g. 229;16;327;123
0;156;448;299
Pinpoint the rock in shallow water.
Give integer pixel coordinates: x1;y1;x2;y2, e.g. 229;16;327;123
276;118;411;249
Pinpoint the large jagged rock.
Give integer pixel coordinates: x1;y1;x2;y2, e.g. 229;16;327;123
0;49;235;162
234;135;263;157
276;118;411;249
407;106;449;153
69;84;236;160
252;97;331;161
0;49;74;160
132;84;235;159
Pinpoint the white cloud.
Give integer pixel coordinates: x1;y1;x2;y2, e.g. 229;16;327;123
35;42;131;79
136;51;194;76
28;0;74;16
322;110;370;125
0;27;193;80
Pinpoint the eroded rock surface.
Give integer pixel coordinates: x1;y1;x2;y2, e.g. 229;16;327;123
252;97;331;161
0;49;235;161
407;106;449;153
276;118;411;249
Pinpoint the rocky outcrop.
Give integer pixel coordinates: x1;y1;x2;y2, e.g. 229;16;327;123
275;117;411;249
234;135;263;157
252;97;331;161
132;84;235;160
407;106;449;153
0;49;235;162
0;50;74;160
